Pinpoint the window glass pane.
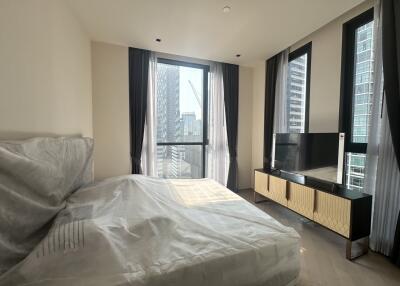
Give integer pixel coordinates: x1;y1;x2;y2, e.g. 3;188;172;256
287;54;308;133
157;145;203;178
345;152;366;191
351;21;374;143
156;63;203;143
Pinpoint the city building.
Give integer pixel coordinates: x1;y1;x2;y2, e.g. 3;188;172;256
286;54;308;133
156;63;180;178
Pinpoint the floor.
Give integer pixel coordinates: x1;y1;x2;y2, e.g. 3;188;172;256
238;189;400;286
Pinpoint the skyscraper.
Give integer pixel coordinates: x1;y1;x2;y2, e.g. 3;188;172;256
181;112;202;178
352;21;374;144
181;112;201;141
156;63;181;178
287;54;308;133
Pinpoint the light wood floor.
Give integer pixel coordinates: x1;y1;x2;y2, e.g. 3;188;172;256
238;189;400;286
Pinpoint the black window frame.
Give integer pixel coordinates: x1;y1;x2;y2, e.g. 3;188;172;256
156;57;209;178
288;42;312;133
339;8;374;154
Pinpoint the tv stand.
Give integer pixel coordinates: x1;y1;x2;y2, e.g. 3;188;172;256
305;176;338;192
254;169;372;260
270;168;281;175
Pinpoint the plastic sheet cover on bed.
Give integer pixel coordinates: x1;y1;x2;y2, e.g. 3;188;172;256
0;175;300;286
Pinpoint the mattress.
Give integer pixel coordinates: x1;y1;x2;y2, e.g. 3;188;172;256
0;175;300;286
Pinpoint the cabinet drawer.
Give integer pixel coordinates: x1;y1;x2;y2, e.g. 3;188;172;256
255;171;269;197
288;182;315;220
314;191;351;238
268;176;287;206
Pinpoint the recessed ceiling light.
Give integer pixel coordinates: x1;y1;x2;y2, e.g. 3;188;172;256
236;54;241;58
223;6;231;13
155;38;161;42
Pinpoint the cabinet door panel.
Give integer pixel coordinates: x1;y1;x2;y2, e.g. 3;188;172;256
268;176;287;206
314;191;351;238
288;183;315;220
255;171;269;197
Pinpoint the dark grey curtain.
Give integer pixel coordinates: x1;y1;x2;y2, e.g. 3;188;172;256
128;47;150;174
382;0;400;170
263;56;279;171
222;63;239;192
382;0;400;266
393;213;400;266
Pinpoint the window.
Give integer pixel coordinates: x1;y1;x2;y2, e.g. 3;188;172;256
156;58;209;179
287;42;312;133
340;8;374;191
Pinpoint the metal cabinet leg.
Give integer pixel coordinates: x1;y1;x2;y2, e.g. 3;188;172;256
253;191;269;204
346;237;369;260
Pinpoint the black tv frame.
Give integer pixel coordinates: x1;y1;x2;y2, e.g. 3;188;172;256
269;132;345;187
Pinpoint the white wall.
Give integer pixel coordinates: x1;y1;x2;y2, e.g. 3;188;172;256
250;1;373;187
251;62;266;186
91;42;131;180
238;66;253;189
0;0;93;139
91;42;254;187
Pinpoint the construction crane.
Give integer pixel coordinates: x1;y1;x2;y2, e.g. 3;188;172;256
188;80;202;107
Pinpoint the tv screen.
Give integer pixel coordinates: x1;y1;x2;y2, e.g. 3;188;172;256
272;133;344;184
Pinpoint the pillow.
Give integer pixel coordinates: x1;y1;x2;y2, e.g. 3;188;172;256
0;137;94;275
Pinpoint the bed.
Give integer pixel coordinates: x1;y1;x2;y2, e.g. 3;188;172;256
0;138;300;286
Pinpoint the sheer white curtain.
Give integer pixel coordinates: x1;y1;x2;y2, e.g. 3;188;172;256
141;52;157;176
364;0;400;255
364;1;384;198
207;62;229;185
273;49;289;133
370;104;400;255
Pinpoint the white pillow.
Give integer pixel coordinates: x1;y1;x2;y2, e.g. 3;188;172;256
0;137;93;275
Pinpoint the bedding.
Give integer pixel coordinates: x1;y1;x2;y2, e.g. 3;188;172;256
0;175;300;286
0;137;94;275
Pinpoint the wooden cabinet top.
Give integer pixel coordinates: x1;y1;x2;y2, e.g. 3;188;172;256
255;168;372;201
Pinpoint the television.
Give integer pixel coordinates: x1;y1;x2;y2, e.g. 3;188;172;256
272;133;345;184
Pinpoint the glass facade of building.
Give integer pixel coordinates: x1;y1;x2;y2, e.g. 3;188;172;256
345;152;366;191
287;54;308;133
351;21;374;144
156;63;181;178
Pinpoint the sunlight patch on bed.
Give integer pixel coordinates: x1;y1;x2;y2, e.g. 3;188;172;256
168;179;240;207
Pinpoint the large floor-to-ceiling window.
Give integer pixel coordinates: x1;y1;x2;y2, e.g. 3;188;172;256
341;9;374;191
156;58;209;178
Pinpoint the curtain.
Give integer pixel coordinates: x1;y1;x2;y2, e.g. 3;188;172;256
207;62;229;185
273;49;289;133
129;47;151;174
381;0;400;264
382;0;400;169
263;55;279;171
365;2;384;198
364;0;400;261
370;103;400;256
141;52;157;176
393;218;400;265
222;63;239;192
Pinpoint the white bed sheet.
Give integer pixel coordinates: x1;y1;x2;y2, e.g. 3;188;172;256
0;175;300;286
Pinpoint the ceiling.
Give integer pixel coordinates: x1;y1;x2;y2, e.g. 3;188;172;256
67;0;365;66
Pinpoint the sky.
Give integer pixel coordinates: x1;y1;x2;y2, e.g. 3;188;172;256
179;66;203;119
